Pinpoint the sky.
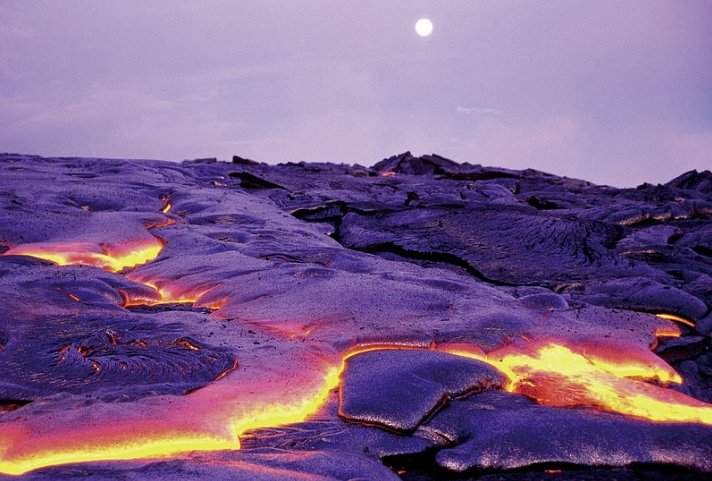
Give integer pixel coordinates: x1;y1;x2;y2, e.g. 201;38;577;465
1;1;711;187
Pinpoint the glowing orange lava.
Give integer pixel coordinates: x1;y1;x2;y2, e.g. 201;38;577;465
2;333;712;475
445;340;712;425
656;312;696;328
121;279;205;306
3;225;712;475
119;277;226;311
338;334;712;426
0;353;340;476
0;422;236;476
4;239;163;273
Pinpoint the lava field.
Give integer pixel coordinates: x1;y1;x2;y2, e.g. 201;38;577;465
1;152;712;480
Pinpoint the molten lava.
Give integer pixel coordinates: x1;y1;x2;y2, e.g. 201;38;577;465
2;330;712;475
3;226;712;475
656;312;696;328
4;239;163;273
121;279;211;306
0;354;341;476
445;340;712;425
340;334;712;426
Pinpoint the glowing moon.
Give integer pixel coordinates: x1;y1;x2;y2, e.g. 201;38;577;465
415;18;433;37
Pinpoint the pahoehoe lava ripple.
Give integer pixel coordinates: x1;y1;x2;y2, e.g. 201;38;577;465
0;315;237;401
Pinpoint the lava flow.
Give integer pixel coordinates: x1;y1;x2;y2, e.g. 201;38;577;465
0;349;341;476
4;239;163;273
120;278;215;307
656;312;696;328
2;326;712;475
3;210;712;475
445;338;712;425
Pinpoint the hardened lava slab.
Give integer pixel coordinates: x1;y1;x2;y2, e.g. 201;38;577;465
339;349;505;432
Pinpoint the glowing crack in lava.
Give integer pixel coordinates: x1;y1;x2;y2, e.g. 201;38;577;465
4;239;163;273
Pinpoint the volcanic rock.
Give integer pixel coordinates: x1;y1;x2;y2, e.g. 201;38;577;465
339;350;505;432
421;391;712;472
7;449;401;481
0;152;711;480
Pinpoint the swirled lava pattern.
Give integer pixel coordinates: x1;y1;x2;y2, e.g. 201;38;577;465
1;153;712;479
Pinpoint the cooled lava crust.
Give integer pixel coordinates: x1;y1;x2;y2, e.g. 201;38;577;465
1;152;712;480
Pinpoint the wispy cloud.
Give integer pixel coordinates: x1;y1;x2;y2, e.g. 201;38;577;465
455;106;501;115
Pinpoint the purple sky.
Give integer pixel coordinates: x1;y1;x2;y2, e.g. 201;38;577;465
1;1;711;186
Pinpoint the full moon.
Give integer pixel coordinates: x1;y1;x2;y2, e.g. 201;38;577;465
415;18;433;37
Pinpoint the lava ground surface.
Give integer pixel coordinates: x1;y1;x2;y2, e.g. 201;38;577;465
1;152;712;480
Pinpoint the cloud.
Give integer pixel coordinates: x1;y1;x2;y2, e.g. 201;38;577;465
455;106;501;115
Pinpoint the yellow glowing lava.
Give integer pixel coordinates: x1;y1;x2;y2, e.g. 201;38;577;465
656;313;696;328
575;340;682;384
445;341;712;425
3;225;712;475
121;279;223;309
0;433;234;476
4;239;163;273
228;365;341;439
122;280;200;306
3;336;712;476
0;361;341;476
